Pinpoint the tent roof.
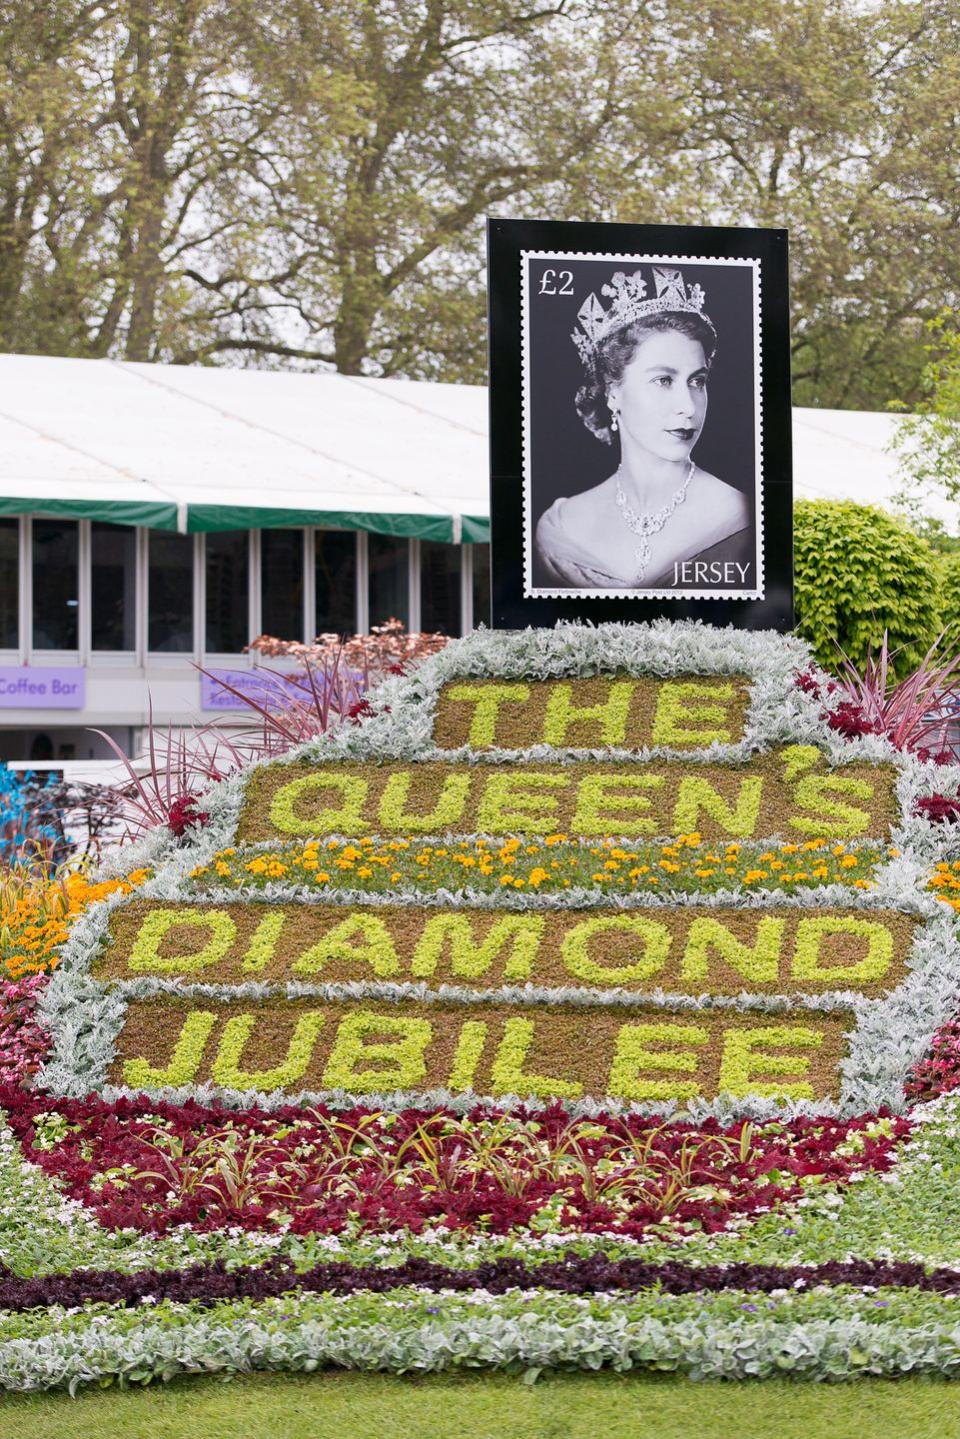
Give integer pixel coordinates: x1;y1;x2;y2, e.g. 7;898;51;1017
0;352;945;542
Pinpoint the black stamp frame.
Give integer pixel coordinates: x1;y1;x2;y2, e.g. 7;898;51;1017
486;217;793;631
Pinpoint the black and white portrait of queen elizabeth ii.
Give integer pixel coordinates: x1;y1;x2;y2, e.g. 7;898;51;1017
523;254;763;600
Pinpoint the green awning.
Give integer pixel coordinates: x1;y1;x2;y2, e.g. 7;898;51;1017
0;353;491;544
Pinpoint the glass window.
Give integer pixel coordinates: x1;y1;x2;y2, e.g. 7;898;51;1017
261;529;304;640
148;531;194;652
471;543;490;629
315;530;356;637
0;519;18;649
205;531;249;652
91;522;136;650
368;533;409;629
32;519;78;650
420;540;461;635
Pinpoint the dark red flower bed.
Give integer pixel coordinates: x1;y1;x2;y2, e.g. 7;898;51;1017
3;1251;960;1316
2;1086;910;1240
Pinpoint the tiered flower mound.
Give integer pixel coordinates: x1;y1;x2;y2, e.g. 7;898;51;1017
4;621;960;1390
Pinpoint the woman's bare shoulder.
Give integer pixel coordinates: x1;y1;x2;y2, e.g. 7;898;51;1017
691;469;749;526
553;478;615;534
537;479;613;549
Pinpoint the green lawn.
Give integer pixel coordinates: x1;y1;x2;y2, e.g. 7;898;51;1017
3;1370;960;1439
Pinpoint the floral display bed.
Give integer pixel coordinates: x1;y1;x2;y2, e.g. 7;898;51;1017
5;620;960;1391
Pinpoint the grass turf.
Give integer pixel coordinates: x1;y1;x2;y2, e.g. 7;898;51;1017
2;1370;960;1439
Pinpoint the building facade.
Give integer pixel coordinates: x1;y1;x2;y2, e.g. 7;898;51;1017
0;516;489;761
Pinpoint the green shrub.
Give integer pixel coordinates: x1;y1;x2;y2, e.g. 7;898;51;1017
938;551;960;644
793;499;942;673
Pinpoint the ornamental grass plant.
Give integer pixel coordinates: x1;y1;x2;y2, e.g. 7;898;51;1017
829;631;960;761
92;624;449;842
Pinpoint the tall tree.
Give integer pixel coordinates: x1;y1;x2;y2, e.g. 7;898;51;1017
177;0;681;375
0;0;106;353
0;0;958;407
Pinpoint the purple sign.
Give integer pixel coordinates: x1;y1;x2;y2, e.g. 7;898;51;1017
200;668;309;712
0;666;85;709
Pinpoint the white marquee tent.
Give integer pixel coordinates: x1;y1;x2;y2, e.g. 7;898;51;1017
0;352;950;537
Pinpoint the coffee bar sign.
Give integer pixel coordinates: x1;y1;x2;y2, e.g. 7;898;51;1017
0;667;85;709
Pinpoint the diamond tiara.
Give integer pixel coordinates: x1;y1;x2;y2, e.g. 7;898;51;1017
571;264;712;365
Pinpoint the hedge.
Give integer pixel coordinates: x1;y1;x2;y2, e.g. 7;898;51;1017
793;500;944;673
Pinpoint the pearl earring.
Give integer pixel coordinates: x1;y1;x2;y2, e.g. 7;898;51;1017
610;407;619;432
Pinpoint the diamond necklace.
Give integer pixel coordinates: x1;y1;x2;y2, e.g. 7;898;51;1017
614;459;694;580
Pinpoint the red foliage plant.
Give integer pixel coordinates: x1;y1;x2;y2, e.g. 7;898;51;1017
0;978;50;1083
166;795;210;838
907;1016;960;1102
1;1087;909;1241
824;701;882;739
914;795;960;824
